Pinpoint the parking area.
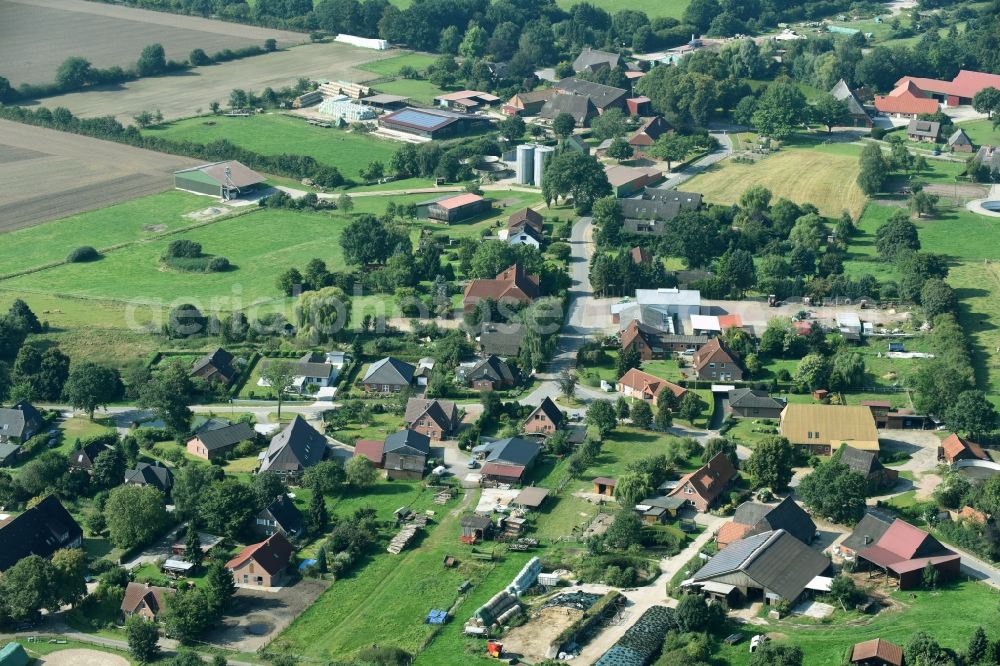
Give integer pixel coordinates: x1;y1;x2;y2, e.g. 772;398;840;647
203;577;329;652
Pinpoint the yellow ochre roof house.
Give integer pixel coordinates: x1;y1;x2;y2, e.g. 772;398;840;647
779;404;880;456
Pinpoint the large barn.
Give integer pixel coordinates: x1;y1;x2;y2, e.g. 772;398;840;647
378;107;491;139
174;161;265;199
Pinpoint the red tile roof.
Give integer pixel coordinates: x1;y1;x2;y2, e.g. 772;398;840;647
618;367;687;400
940;433;987;462
717;314;743;330
851;638;903;666
437;193;486;210
858;518;958;574
896;70;1000;100
481;462;526;479
353;439;384;466
716;521;751;548
874;80;939;115
463;263;540;306
225;532;293;575
668;453;738;505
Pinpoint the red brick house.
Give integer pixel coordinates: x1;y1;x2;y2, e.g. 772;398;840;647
666;453;737;512
463;263;540;315
523;397;563;435
692;338;744;381
404;398;459;440
617;367;686;406
225;532;294;588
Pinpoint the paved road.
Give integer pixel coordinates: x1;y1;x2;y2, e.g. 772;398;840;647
659;132;733;190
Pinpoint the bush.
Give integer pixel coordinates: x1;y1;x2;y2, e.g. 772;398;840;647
870;127;886;140
206;256;231;272
166;239;202;258
67;245;100;262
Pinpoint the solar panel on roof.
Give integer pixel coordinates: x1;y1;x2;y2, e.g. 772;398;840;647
389;109;449;129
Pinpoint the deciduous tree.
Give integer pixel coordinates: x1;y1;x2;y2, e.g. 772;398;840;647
745;435;794;491
126;615;161;663
105;485;169;549
64;362;122;419
587;400;618;437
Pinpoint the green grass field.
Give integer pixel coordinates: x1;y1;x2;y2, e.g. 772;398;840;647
718;581;1000;665
144;114;403;185
686;141;868;218
556;0;691;19
955;118;1000;147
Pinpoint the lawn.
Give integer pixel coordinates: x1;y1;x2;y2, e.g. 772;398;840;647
686;142;868;218
144;113;403;186
718;581;1000;665
0;190;217;277
357;53;440;77
955;118;1000;147
555;0;691;19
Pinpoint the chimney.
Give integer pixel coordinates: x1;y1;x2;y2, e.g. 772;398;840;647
863;535;871;545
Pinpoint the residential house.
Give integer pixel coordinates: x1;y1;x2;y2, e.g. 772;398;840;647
629;116;672;156
838;445;898;493
254;495;303;539
666;453;738;512
474;437;542;483
0;495;83;572
480;325;526;357
120;582;173;622
186;421;256;461
361;357;416;393
856;518;960;589
0;401;43;444
190;348;238;386
418;193;492;223
839;512;893;559
124;462;174;495
830;79;873;127
573;47;620;73
257;416;327;477
504;221;542;248
604;165;664;197
0;443;20;468
779;404;880;456
687;529;830;606
225;532;294;588
523;396;563;435
352;439;384;468
692;338;745;382
630;247;651;265
939;433;988;463
906;119;942;143
404;398;459;439
617;367;686;406
619;189;703;236
502;88;558;117
459;355;515;390
382;429;431;480
621;319;668;360
874;80;939;118
508;207;543;236
850;638;904;666
717;497;816;549
893;69;1000;106
552;78;628;114
948;128;974;152
727;388;785;419
539;92;598;127
68;439;112;472
463;263;540;315
258;352;342;395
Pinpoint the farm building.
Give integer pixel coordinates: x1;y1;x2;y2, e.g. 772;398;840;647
611;287;703;332
874;80;939;118
316;95;377;121
433;90;500;111
626;96;652;116
539;92;598;127
894;69;1000;107
838;445;898;493
360;93;409;109
779;404;879;456
379;107;491;139
473;437;542;483
174;161;265;199
851;638;904;666
318;80;373;99
604;165;664;197
856;519;960;589
418;193;492;223
593;477;616;496
573;47;621;73
839;512;893;559
830;79;872;127
948;128;975;152
502;88;558;116
717;497;816;549
552;78;628;113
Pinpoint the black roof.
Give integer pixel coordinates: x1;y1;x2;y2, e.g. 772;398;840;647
461;513;493;529
259;416;327;473
728;388;785;411
529;397;563;427
837;445;886;476
69;439;113;468
191;348;236;381
124;462;173;492
194;422;256;452
841;512;893;553
739;497;816;546
0;495;83;572
468;356;514;384
383;429;431;456
262;495;303;535
540;93;597;124
553;78;627;109
480;437;542;466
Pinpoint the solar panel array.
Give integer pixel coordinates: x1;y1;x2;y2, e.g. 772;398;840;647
387;109;449;130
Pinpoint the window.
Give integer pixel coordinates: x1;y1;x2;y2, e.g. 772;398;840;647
720;362;726;368
709;362;715;368
243;574;249;583
807;432;813;439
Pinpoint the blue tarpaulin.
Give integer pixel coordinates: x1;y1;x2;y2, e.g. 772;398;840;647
426;610;448;624
298;559;318;572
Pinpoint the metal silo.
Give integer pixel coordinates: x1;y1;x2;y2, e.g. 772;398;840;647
515;144;535;185
533;145;554;188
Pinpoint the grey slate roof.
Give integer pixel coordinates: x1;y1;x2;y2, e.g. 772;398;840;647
0;442;19;463
124;462;173;493
565;134;590;155
907;119;941;139
261;495;303;535
553;78;628;110
480;437;541;466
837;444;886;476
948;128;973;147
194;422;256;452
741;497;816;546
404;398;458;429
975;145;1000;173
467;356;514;384
841;512;893;553
259;416;327;473
830;79;869;118
573;47;620;72
0;495;82;572
0;401;43;440
641;188;702;208
620;198;685;222
694;529;829;601
539;93;597;125
383;429;431;456
728;388;785;411
362;357;415;386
